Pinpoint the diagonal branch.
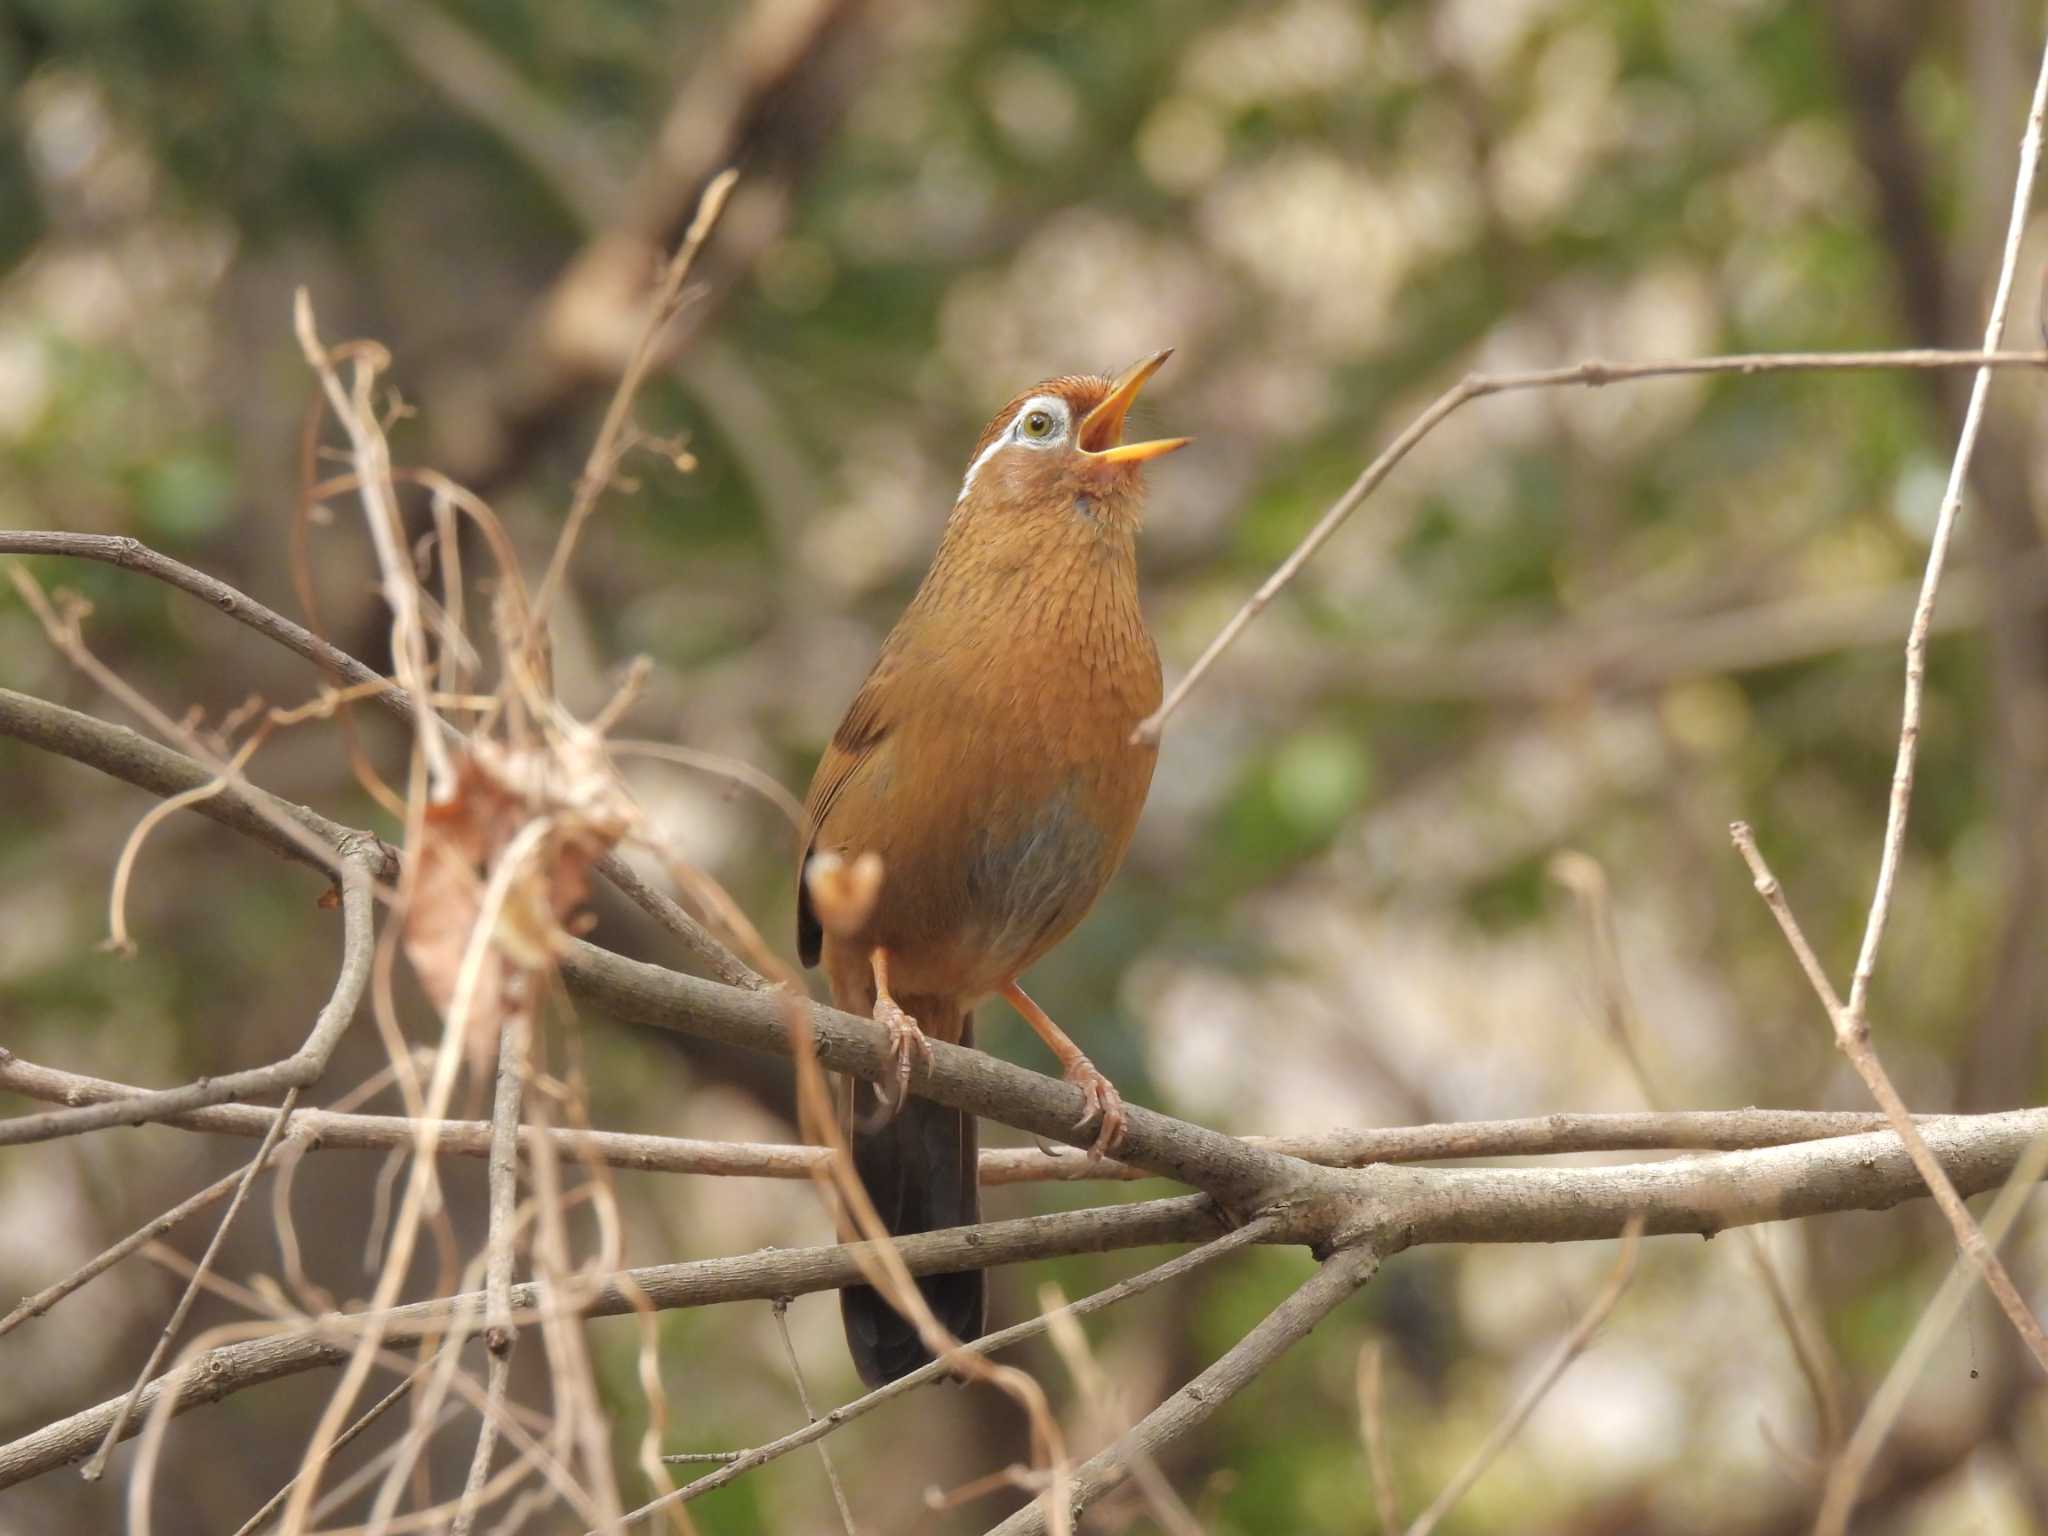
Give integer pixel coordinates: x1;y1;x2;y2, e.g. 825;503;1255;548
0;534;761;989
1136;346;2048;744
1732;825;2048;1373
985;1244;1383;1536
1403;1215;1645;1536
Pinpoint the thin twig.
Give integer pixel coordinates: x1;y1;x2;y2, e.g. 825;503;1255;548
641;1220;1274;1525
1040;1283;1204;1536
1356;1342;1399;1536
230;1369;428;1536
531;169;738;627
771;1297;858;1535
450;1004;530;1535
1814;1130;2048;1536
1551;850;1847;1452
0;534;759;988
1732;824;2048;1372
1843;36;2048;1031
1403;1215;1646;1536
987;1244;1382;1536
81;1085;308;1480
0;1163;242;1338
1135;347;2048;744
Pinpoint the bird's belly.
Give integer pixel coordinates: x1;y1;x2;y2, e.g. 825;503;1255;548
864;774;1120;1000
961;780;1108;970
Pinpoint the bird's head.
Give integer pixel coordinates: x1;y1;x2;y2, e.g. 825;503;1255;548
951;349;1189;534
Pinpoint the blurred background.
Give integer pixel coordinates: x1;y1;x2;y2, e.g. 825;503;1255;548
4;1;2048;1531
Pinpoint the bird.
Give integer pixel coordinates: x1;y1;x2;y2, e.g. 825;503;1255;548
797;350;1188;1386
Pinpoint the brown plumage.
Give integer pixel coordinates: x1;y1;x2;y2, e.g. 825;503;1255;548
798;352;1187;1386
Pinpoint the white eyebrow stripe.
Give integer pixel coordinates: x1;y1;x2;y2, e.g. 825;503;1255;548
955;424;1011;505
956;395;1068;505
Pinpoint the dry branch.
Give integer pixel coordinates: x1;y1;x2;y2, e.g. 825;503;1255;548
0;1050;1960;1181
988;1245;1382;1535
0;534;759;989
1136;346;2048;743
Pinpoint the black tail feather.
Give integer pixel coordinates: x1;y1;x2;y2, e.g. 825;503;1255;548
840;1016;984;1387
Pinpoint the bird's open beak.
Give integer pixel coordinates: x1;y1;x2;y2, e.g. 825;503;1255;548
1080;349;1192;464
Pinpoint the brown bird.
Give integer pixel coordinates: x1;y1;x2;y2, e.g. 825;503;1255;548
798;351;1188;1386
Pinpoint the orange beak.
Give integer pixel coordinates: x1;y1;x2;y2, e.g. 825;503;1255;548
1080;349;1192;465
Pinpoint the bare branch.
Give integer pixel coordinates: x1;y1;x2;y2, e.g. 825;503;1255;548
0;536;760;988
0;1199;1224;1492
643;1219;1278;1526
0;820;378;1149
81;1081;309;1480
986;1245;1382;1536
531;168;739;626
0;1164;244;1337
449;1003;530;1535
6;1051;1961;1183
1136;347;2048;744
1815;1130;2048;1536
1843;35;2048;1026
769;1297;857;1535
1403;1215;1645;1536
1731;824;2048;1371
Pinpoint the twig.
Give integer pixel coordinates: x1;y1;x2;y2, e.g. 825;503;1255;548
1731;824;2048;1372
1843;35;2048;1032
80;1086;308;1480
771;1297;858;1535
1356;1342;1399;1535
0;534;759;988
449;1003;530;1535
1814;1130;2048;1536
608;738;807;835
531;168;738;627
230;1369;429;1536
1403;1214;1646;1536
986;1244;1382;1536
1040;1283;1203;1536
1551;850;1847;1453
0;831;378;1151
1135;347;2048;744
0;1163;243;1337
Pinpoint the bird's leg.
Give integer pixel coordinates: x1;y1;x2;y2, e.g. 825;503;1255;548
1002;982;1127;1158
868;947;933;1119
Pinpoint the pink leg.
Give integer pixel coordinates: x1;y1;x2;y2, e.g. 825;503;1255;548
868;947;933;1118
1002;982;1127;1157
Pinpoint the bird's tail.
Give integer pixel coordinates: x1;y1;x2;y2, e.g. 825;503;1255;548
840;1005;984;1388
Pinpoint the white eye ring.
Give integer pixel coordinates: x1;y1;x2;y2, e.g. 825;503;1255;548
1012;396;1068;447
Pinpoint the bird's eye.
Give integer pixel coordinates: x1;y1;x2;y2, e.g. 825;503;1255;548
1021;409;1055;440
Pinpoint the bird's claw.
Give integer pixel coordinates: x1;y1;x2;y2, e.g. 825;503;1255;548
871;995;933;1121
1064;1055;1127;1159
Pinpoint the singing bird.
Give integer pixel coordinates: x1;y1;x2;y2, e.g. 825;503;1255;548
798;351;1188;1386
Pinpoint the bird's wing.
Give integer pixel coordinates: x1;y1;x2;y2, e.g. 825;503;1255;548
796;656;897;967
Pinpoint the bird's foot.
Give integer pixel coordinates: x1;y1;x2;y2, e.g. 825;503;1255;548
1063;1054;1127;1159
871;994;933;1120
